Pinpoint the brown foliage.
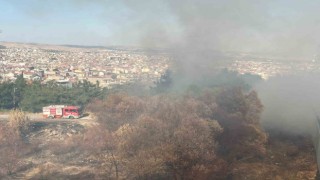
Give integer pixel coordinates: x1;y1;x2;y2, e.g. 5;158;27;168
0;110;35;177
87;93;146;131
84;88;267;179
76;125;123;179
0;122;29;176
86;93;226;179
0;87;310;179
215;88;267;160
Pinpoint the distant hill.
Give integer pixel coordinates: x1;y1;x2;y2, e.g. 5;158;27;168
61;44;169;54
62;44;107;49
0;41;170;55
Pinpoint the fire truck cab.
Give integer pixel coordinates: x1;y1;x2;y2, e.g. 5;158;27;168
43;105;81;119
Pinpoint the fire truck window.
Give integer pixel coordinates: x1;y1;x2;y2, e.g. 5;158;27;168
65;109;69;112
71;109;77;112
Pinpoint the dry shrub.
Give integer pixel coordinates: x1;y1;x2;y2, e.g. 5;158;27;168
215;88;268;160
114;96;225;179
8;109;30;137
87;93;146;131
83;88;268;179
81;125;110;153
77;126;123;179
230;162;278;180
84;93;228;179
0;120;29;176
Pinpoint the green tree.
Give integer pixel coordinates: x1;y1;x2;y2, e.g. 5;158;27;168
20;81;49;112
0;81;14;109
14;74;27;108
20;80;105;112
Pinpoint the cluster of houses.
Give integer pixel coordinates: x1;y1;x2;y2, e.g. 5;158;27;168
0;43;170;88
230;58;320;79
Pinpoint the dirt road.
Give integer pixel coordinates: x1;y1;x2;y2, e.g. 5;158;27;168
0;113;94;124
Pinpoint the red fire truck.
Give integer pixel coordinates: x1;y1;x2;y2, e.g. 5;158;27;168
43;105;81;119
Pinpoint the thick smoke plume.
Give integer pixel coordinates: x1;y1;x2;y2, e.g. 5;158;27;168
94;0;320;89
101;0;319;56
255;74;320;135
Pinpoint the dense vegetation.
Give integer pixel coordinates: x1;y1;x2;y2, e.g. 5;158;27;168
0;85;269;179
0;69;260;112
82;87;267;179
0;75;106;112
0;70;316;179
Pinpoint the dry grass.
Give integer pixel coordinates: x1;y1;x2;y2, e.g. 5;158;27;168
25;162;94;180
230;132;317;180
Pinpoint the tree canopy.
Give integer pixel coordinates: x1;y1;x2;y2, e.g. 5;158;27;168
0;78;106;112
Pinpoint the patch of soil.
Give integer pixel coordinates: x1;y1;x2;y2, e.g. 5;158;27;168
27;121;85;143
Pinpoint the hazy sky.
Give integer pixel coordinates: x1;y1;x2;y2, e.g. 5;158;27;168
1;0;320;57
0;0;178;46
